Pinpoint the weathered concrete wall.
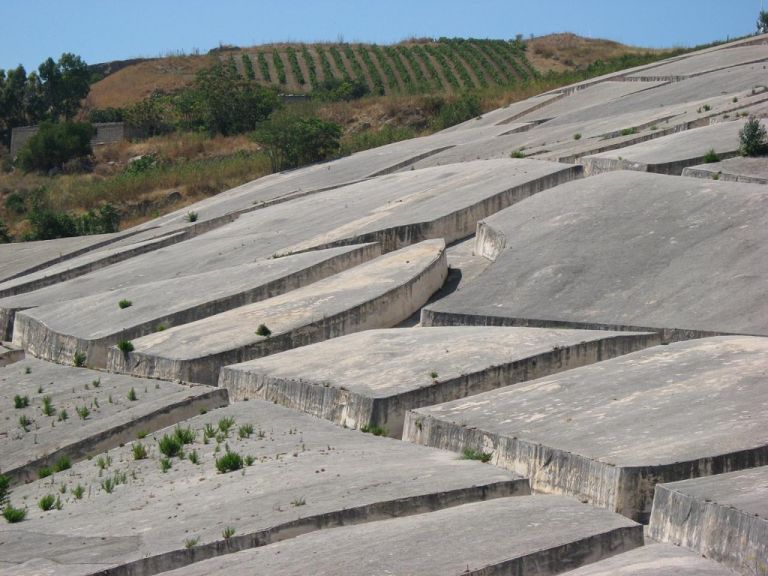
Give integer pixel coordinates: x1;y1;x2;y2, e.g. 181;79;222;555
14;244;381;368
648;468;768;576
10;122;142;157
220;330;659;438
107;241;448;385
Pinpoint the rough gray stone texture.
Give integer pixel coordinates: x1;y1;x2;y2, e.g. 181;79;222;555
0;234;118;283
582;119;758;175
560;543;739;576
649;466;768;576
424;171;768;338
108;240;448;385
0;159;547;341
155;495;642;576
13;244;380;368
274;158;582;256
0;343;24;366
0;357;228;484
404;336;768;522
627;44;768;80
682;155;768;184
221;327;659;438
0;400;527;576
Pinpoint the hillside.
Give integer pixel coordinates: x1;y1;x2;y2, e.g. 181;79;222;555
87;35;650;109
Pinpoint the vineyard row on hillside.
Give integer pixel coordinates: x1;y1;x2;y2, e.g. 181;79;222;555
231;39;535;94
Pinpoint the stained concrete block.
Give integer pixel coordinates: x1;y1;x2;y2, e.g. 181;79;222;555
13;244;380;368
0;234;118;284
423;171;768;338
0;159;554;342
582;119;759;175
0;343;24;366
404;336;768;522
0;357;228;484
155;495;642;576
275;158;582;255
560;543;739;576
108;240;448;385
649;466;768;576
0;400;527;575
682;155;768;184
220;327;659;438
627;44;768;80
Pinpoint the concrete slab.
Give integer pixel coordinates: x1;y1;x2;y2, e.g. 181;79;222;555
0;343;24;366
0;161;512;340
13;244;380;368
0;400;527;575
220;327;659;438
682;155;768;184
0;234;118;284
516;81;669;123
275;158;582;255
155;495;642;576
649;466;768;576
108;240;448;385
404;336;768;522
560;543;739;576
0;231;187;299
628;44;768;80
0;357;228;484
440;92;562;132
423;171;768;339
582;119;759;175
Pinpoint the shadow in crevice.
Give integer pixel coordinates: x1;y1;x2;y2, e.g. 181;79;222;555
397;266;463;328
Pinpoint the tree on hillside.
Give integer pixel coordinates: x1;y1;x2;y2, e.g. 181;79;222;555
193;61;281;136
17;121;94;173
253;114;341;172
758;10;768;34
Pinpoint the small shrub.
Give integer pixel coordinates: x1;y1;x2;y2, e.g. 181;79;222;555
72;484;85;499
461;447;492;463
158;434;183;457
291;496;306;507
160;457;172;472
127;387;138;401
184;537;199;548
255;323;272;337
238;424;253;439
429;371;438;379
118;340;135;354
58;409;69;421
24;366;31;374
620;127;637;136
218;416;235;435
703;104;711;112
203;423;216;439
13;395;29;409
53;456;71;472
42;395;55;416
76;405;90;420
703;149;720;163
244;455;255;466
118;299;132;309
19;415;32;431
174;425;195;444
223;526;236;539
215;450;243;473
17;121;95;173
739;116;768;156
96;454;111;470
3;504;26;523
73;351;87;367
573;133;582;140
360;424;387;436
132;443;148;460
188;450;200;465
185;211;198;223
0;474;9;508
38;466;53;479
92;378;100;388
38;494;59;511
510;149;526;158
136;430;148;439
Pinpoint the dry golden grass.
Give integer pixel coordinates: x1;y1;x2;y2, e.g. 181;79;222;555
527;33;661;73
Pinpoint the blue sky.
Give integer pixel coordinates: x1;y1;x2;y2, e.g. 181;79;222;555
0;0;763;71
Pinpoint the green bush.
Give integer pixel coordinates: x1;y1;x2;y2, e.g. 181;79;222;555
158;434;183;458
739;117;768;156
215;450;243;473
17;121;94;173
432;92;481;130
0;474;10;508
24;201;120;241
3;504;26;523
252;115;341;172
